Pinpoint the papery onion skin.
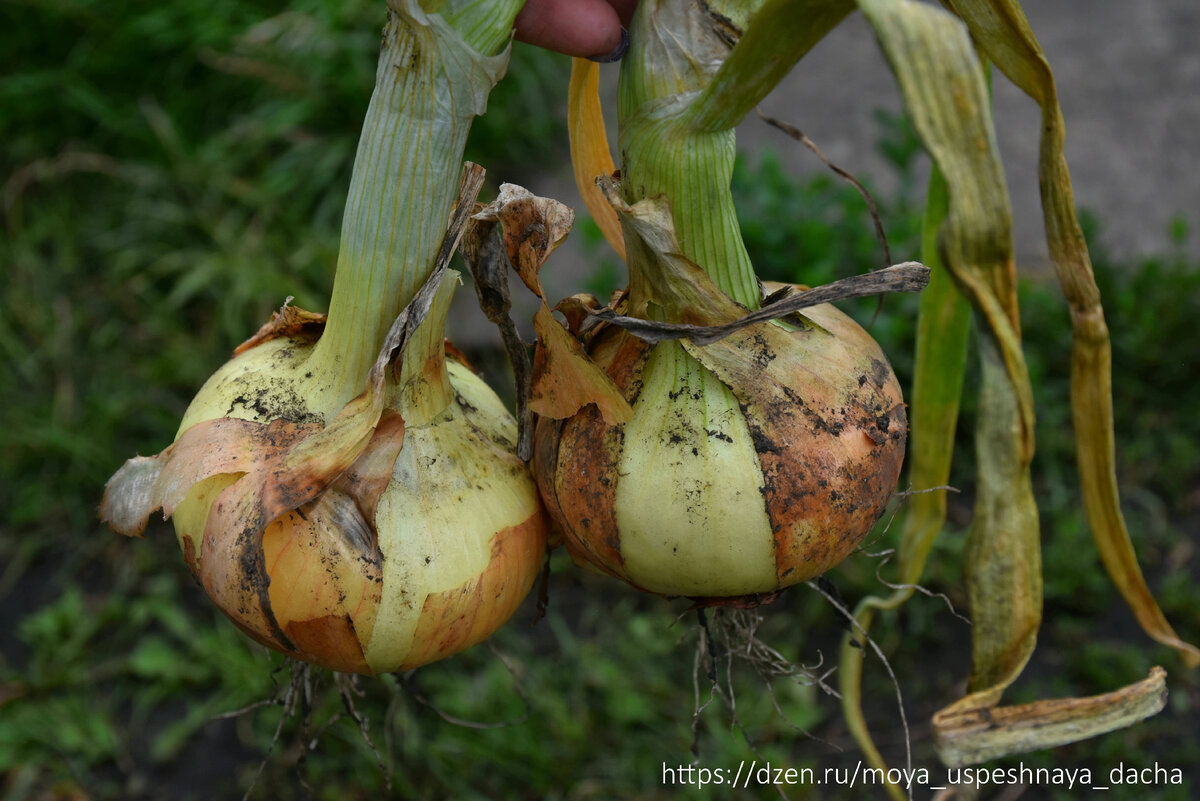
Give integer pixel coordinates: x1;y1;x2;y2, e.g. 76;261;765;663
535;301;906;600
170;338;547;674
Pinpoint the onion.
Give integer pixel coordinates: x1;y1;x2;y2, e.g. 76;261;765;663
100;0;546;674
533;0;908;601
534;195;906;599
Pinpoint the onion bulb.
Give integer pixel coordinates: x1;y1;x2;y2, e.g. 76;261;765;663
530;2;910;601
534;191;905;600
99;0;546;674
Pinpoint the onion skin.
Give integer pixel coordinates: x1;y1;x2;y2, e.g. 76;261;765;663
534;301;906;600
156;335;547;675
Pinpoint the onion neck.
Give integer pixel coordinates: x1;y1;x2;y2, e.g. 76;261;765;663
306;0;521;414
616;0;767;316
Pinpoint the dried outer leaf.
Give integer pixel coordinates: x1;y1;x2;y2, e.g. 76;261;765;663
587;263;929;345
259;491;383;674
756;111;892;268
472;182;633;426
100;409;399;653
840;164;969;798
100;457;170;537
443;338;473;370
472;183;574;299
99;418;317;538
554;294;604;339
234;301;327;356
597;177;755;323
857;0;1042;720
438;163;489;281
593;176;928;341
196;407;405;653
254;412;404;673
332;411;408;538
943;0;1200;669
934;666;1168;768
530;305;633;425
460;217;536;460
461;209;515;325
568;58;625;260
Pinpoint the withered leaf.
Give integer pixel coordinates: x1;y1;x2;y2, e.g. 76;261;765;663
587;263;928;345
472;183;574;300
934;666;1168;767
554;294;604;339
473;182;633;428
857;0;1043;731
944;0;1200;670
530;305;632;425
234;301;327;356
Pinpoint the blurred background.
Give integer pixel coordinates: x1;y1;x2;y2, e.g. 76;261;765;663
2;1;1198;798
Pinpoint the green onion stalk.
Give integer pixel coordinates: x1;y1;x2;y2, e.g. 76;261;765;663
101;0;548;675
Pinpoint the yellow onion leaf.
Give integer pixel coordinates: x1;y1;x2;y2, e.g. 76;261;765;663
944;0;1200;670
839;163;969;795
892;179;971;584
934;666;1168;768
858;0;1042;729
568;58;625;260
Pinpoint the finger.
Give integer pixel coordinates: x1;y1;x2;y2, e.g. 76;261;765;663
513;0;626;59
607;0;638;28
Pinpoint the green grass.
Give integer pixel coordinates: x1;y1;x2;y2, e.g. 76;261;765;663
3;2;1200;799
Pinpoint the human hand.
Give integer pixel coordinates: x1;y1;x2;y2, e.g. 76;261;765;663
513;0;637;61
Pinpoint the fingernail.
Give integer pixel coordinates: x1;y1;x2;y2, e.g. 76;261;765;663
587;27;629;63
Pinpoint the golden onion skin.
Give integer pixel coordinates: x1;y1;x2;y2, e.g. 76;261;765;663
170;339;547;674
534;301;905;599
